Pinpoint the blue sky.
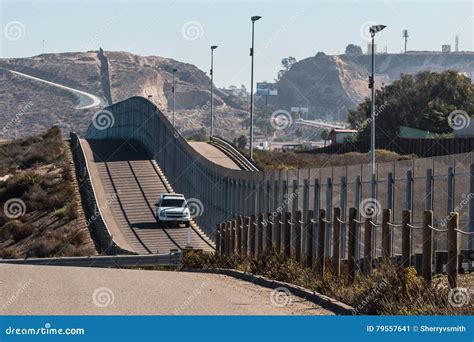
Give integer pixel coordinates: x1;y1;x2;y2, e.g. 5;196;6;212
1;0;473;88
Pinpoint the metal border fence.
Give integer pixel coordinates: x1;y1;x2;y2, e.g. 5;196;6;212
85;97;474;256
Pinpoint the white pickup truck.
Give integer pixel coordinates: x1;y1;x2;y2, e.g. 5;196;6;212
155;193;191;228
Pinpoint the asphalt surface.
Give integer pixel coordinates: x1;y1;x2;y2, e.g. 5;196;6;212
189;142;241;170
1;67;102;109
0;264;334;315
81;138;214;254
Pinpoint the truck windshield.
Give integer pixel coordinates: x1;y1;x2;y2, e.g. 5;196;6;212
160;199;185;207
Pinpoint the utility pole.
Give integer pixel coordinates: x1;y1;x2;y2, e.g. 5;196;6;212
249;15;261;161
42;40;45;54
403;30;408;53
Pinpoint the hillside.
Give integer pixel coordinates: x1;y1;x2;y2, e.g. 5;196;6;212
1;50;473;143
0;50;247;141
0;127;96;258
271;52;474;122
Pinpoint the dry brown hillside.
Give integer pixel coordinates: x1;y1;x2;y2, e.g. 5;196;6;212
272;51;474;122
0;50;247;141
0;127;97;258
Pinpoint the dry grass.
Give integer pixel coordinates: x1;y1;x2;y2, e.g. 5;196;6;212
253;149;415;170
181;251;473;315
0;127;96;258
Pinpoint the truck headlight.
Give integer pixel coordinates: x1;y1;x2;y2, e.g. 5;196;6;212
160;212;166;217
183;211;190;218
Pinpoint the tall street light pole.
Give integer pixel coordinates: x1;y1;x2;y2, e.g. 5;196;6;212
369;24;386;201
210;45;218;137
249;15;261;161
172;68;177;127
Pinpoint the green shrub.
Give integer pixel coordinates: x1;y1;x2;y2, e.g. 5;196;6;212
28;239;61;258
11;222;35;242
0;220;23;240
0;247;21;259
53;207;68;219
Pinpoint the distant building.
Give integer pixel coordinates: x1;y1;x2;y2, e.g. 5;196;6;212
281;143;303;152
329;129;357;144
454;118;474;138
442;44;451;53
399;126;440;139
367;43;377;55
255;141;269;151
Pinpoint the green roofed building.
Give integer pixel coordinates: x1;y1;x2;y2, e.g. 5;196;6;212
398;126;441;139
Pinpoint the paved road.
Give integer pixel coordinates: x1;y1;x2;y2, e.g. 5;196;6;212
1;67;103;109
81;138;214;254
189;142;241;170
0;264;334;315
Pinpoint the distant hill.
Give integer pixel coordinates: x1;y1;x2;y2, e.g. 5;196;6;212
0;51;247;140
271;52;474;122
1;50;473;142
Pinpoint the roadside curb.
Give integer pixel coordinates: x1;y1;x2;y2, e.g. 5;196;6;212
184;268;354;315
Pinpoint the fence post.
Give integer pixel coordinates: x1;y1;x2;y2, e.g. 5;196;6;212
422;210;433;282
401;210;412;268
382;209;392;258
305;209;314;268
406;170;413;211
265;213;273;253
236;217;242;256
249;214;256;257
257;213;264;256
242;217;249;256
225;221;231;256
470;164;474;250
294;210;302;262
333;207;341;277
317;209;326;276
348;208;357;284
447;212;459;289
284;212;291;258
363;218;372;274
274;212;282;253
216;224;221;255
231;220;236;254
220;223;226;256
